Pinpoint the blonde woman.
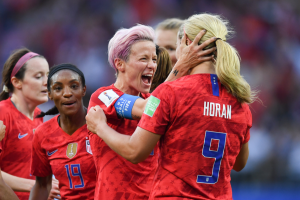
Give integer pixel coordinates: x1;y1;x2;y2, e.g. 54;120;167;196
87;13;255;199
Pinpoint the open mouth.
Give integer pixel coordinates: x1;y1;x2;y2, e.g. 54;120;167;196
141;74;152;85
62;101;76;106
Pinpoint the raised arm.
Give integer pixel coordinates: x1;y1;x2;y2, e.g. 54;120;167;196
233;142;249;172
86;106;160;164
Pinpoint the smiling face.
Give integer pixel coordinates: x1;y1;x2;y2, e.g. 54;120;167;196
49;70;86;116
20;57;49;105
155;29;178;67
119;40;157;95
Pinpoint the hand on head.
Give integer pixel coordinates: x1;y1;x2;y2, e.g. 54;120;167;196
0;120;6;141
86;105;107;134
177;30;217;73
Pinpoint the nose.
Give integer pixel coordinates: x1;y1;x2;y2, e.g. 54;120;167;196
148;60;157;71
42;75;47;86
63;86;72;98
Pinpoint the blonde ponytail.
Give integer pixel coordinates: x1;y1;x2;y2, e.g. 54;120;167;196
184;13;258;103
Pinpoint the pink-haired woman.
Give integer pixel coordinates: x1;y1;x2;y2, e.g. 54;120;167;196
88;24;216;200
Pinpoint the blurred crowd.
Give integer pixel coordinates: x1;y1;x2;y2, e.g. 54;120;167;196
0;0;299;185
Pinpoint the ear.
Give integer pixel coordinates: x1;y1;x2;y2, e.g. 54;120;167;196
48;91;53;100
114;58;125;73
82;85;87;97
11;77;22;90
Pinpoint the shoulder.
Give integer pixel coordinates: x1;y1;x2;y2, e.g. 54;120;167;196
0;99;13;112
35;116;58;136
91;85;123;98
90;85;124;109
242;103;252;125
0;99;14;118
152;81;174;97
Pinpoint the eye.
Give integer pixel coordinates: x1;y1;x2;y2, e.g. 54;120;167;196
152;58;157;63
167;47;175;52
35;75;42;79
71;84;79;89
54;86;61;91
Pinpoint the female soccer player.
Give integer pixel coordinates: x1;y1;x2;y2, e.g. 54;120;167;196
30;64;96;200
87;13;257;200
87;24;216;200
87;24;159;200
155;18;184;67
0;48;59;200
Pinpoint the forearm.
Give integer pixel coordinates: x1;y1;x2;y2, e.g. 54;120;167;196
96;124;138;162
29;176;51;200
165;58;189;82
0;177;19;200
28;183;49;200
1;171;35;192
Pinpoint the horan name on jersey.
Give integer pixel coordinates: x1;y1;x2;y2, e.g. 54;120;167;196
203;101;231;119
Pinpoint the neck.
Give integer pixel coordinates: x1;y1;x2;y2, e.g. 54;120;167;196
190;61;216;75
59;106;86;135
114;76;140;96
11;92;38;120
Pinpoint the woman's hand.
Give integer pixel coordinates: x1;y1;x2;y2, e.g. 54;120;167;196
86;106;107;136
176;30;217;73
166;30;217;82
47;178;60;200
0;120;6;142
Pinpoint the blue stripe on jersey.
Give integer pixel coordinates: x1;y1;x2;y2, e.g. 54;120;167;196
210;74;219;96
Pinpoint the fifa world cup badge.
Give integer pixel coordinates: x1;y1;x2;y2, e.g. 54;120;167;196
66;143;78;159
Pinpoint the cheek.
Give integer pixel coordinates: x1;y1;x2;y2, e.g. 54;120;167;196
23;79;39;91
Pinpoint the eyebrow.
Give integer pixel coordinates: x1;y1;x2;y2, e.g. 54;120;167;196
52;79;79;85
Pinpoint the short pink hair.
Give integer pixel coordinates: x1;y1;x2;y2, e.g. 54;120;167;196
108;24;155;71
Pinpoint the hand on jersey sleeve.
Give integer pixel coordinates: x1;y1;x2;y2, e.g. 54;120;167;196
86;105;107;134
0;120;6;141
175;30;217;74
47;178;61;200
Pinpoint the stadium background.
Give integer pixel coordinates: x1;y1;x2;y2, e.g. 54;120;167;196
0;0;299;199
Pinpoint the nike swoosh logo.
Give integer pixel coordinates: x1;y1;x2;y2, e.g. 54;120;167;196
18;133;28;139
47;149;58;156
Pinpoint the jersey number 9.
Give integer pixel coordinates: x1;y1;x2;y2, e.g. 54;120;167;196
197;131;227;184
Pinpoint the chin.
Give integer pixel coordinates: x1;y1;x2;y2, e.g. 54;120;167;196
36;97;49;104
139;87;151;94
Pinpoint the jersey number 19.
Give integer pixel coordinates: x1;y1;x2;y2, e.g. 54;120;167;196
65;164;85;189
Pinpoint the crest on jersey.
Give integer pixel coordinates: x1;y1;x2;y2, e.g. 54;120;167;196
33;129;36;134
86;140;92;155
98;89;119;107
66;143;78;159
